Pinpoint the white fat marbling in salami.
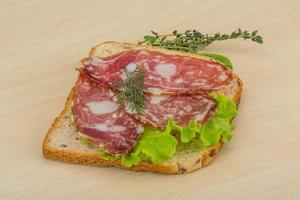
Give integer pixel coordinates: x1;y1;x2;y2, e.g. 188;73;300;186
72;75;143;154
126;95;217;130
81;50;233;94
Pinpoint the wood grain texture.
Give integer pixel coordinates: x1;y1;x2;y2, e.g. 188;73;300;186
0;0;299;199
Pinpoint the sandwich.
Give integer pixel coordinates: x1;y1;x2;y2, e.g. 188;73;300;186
43;29;262;174
42;41;242;174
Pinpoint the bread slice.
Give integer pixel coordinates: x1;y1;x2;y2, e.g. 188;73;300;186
42;42;243;174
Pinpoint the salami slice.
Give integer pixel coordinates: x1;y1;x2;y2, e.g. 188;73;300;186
81;49;233;95
72;75;143;154
125;95;217;130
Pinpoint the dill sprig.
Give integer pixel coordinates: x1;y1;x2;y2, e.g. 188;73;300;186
139;29;263;53
113;66;146;114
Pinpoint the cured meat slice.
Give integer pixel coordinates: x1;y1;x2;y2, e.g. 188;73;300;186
81;49;233;95
72;75;143;154
125;95;217;130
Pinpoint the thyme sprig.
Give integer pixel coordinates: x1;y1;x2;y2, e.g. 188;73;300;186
139;29;263;53
113;66;146;114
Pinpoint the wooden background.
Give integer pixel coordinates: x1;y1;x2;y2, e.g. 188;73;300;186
1;0;300;199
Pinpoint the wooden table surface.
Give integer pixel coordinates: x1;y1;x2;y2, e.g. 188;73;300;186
1;0;300;199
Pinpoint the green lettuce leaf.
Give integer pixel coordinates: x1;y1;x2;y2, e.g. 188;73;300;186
199;118;234;146
199;94;237;146
79;135;94;147
122;127;177;167
200;53;233;69
98;148;121;161
165;117;197;143
210;93;237;121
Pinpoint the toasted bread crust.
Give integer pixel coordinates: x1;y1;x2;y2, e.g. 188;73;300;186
42;41;242;174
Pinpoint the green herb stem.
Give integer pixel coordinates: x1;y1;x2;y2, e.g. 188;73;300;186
139;29;263;53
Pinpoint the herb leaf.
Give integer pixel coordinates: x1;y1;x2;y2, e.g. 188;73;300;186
143;35;157;43
139;29;263;53
113;66;146;114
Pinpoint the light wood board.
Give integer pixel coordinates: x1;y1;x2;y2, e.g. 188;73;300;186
1;0;300;199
